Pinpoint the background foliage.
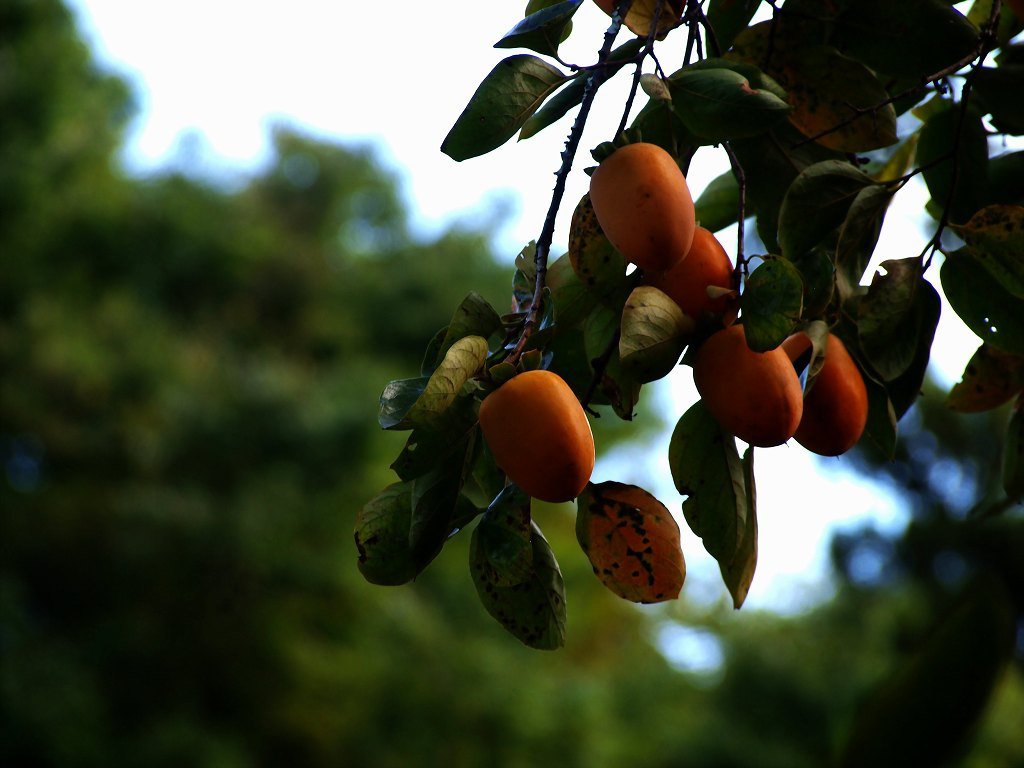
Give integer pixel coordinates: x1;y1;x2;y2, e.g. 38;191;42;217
1;1;1022;766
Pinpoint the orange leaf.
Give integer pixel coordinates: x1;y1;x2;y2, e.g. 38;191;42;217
576;481;685;603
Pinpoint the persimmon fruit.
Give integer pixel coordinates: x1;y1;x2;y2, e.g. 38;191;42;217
693;324;803;447
645;226;735;321
589;142;696;273
478;369;595;503
783;332;868;456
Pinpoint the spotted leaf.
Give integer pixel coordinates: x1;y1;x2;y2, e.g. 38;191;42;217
576;481;686;603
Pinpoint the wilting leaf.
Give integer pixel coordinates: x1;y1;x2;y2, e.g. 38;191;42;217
576;481;686;603
941;248;1024;356
442;55;568;161
721;447;757;609
741;256;804;352
619;286;693;383
950;205;1024;299
779;160;877;259
947;344;1024;413
668;400;755;606
470;518;567;650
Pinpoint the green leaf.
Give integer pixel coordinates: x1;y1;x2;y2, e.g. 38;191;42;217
721;447;757;610
406;335;489;428
520;40;644;140
470;518;567;650
972;65;1024;135
378;376;429;430
988;151;1024;206
668;399;756;607
728;25;898;151
585;304;641;420
862;374;898;459
741;256;804;352
858;259;929;381
629;91;699;159
831;0;979;79
442;55;568;161
1005;401;1024;501
778;160;877;260
409;432;480;562
917;102;990;225
434;292;503;367
618;286;693;383
354;482;419;586
941;248;1024;355
729;123;844;251
546;252;597;328
950;205;1024;299
576;481;686;603
390;396;479;481
694;170;740;233
947;344;1024;413
668;67;791;142
707;0;762;52
470;485;534;588
791;249;836;318
494;0;582;58
835;185;895;299
883;278;941;420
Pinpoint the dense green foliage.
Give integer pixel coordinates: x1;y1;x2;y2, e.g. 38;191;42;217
1;1;1022;766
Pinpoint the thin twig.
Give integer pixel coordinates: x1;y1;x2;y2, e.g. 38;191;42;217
722;140;748;278
507;1;635;365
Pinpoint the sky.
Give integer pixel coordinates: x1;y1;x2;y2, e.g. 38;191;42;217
66;0;991;616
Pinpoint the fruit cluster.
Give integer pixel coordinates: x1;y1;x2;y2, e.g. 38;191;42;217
478;140;869;504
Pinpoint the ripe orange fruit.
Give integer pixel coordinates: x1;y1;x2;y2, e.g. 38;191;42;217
693;325;803;447
784;332;868;456
589;142;696;273
478;369;595;503
645;226;735;320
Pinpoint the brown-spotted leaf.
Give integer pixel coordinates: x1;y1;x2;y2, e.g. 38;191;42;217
947;344;1024;413
728;23;897;152
576;481;685;603
471;518;567;650
568;194;628;303
950;205;1024;299
470;485;534;588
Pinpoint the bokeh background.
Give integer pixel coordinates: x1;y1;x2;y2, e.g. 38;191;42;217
2;2;1023;766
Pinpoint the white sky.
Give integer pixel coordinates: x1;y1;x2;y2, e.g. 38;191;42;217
66;0;991;614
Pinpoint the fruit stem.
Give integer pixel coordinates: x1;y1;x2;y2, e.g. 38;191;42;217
508;1;634;365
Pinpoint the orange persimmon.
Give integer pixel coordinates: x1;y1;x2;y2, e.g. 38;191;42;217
589;142;696;273
784;332;868;456
693;325;803;447
645;226;735;320
478;369;595;503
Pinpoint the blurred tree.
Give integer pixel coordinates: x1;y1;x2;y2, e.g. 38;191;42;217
1;2;1021;768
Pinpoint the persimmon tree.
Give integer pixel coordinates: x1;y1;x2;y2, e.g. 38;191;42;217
357;0;1024;674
